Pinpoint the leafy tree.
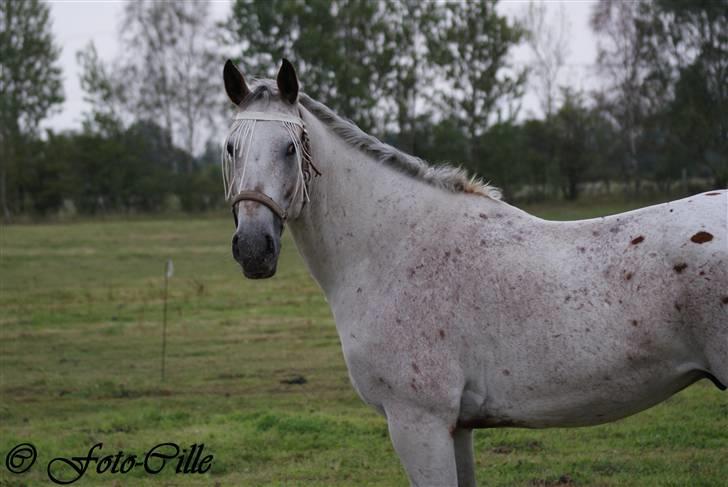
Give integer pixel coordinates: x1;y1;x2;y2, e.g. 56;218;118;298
639;0;728;187
173;138;224;212
663;62;727;187
522;1;571;118
116;0;219;161
427;0;527;164
71;0;229;214
592;0;728;191
551;90;601;201
227;0;394;131
24;130;72;214
378;0;441;152
410;115;469;167
0;0;63;218
591;0;655;193
33;120;185;214
76;42;125;136
521;118;559;199
477;121;528;200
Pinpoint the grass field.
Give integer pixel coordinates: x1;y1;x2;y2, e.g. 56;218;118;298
1;200;726;486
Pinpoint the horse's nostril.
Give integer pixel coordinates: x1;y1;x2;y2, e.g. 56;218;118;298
265;234;275;253
232;234;240;259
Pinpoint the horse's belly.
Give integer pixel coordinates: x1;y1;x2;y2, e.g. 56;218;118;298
465;361;706;428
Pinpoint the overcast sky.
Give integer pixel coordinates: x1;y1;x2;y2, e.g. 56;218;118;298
42;0;600;133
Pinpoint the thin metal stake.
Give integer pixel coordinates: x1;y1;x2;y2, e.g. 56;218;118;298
161;258;173;382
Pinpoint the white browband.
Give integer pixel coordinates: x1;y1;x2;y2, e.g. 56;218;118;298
234;111;304;126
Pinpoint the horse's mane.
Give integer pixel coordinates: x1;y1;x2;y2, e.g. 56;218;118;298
241;80;502;200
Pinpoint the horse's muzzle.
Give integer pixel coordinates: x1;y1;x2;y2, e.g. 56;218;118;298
232;227;281;279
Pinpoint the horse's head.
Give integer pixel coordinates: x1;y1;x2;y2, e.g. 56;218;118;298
222;59;313;279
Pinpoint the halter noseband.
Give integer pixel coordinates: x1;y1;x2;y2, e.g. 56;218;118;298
228;109;319;224
231;190;287;221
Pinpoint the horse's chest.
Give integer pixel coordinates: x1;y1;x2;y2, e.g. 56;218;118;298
339;322;466;413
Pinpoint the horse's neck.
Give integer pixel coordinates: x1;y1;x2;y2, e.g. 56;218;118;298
288;110;436;294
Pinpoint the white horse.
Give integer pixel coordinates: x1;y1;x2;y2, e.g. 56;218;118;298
221;59;727;486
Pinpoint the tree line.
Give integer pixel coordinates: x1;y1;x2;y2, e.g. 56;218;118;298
1;0;725;218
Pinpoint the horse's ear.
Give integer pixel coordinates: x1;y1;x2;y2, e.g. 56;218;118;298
223;59;250;106
277;58;299;104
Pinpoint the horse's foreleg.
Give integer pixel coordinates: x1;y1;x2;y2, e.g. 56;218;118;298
386;405;458;487
453;428;476;487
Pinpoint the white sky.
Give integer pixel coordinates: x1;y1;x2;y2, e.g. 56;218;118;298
42;0;600;133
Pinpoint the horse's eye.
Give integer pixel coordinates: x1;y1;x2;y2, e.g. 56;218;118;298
226;141;234;156
286;142;296;156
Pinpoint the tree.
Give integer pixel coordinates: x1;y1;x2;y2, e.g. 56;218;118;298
116;0;220;161
76;42;125;136
521;118;559;199
477;121;528;200
550;89;603;201
55;121;181;214
663;62;727;188
410;115;469;167
591;0;653;194
522;1;570;118
427;0;527;165
0;0;64;219
226;0;394;132
176;139;224;212
638;0;728;188
378;0;441;153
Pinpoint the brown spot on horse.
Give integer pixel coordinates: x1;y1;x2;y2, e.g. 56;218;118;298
673;263;688;273
438;329;445;339
705;192;722;196
690;231;713;244
631;236;645;245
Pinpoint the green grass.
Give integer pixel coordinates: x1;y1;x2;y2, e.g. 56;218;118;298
1;201;726;486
